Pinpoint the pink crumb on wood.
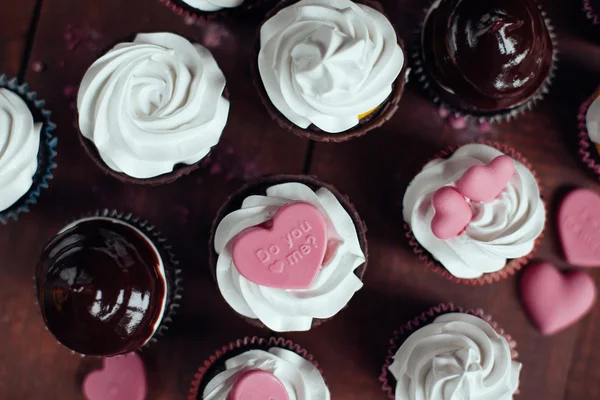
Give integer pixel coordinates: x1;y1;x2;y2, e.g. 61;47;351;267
448;115;467;129
31;62;44;72
478;121;491;133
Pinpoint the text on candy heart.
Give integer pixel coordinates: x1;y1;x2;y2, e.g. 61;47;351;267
254;220;319;271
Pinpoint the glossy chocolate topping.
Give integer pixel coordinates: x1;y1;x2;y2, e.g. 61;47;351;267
421;0;553;113
35;218;167;356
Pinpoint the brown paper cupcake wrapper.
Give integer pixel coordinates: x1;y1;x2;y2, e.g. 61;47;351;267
577;88;600;181
412;1;558;124
583;0;600;26
208;174;368;330
188;336;325;400
405;141;545;285
250;0;409;143
160;0;272;22
379;303;519;400
35;209;183;357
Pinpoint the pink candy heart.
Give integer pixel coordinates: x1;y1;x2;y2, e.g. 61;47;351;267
520;262;596;335
228;370;289;400
232;202;327;290
83;353;146;400
431;187;473;240
456;155;516;202
558;188;600;267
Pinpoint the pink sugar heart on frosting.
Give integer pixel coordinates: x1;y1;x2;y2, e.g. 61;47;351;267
431;186;473;240
520;262;596;335
83;353;146;400
558;188;600;267
232;202;328;290
456;155;516;203
228;370;289;400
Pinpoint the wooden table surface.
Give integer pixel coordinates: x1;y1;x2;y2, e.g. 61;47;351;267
1;0;599;399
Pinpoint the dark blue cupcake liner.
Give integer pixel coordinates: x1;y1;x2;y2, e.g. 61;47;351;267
0;74;57;224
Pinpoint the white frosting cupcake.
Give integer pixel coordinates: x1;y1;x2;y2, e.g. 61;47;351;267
403;144;545;279
586;93;600;146
388;313;521;400
214;181;365;332
202;347;330;399
258;0;405;133
0;88;42;211
77;32;229;179
179;0;244;12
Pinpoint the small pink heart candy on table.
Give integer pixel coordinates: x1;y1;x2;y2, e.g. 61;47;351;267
557;188;600;267
83;353;146;400
456;155;516;202
228;370;289;400
520;262;596;335
232;202;328;290
431;186;472;240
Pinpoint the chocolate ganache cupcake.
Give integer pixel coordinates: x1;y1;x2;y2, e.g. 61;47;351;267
35;211;181;356
415;0;557;122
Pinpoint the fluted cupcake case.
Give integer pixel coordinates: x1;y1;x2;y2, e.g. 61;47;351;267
404;141;545;285
35;209;183;356
251;0;409;143
208;174;368;329
379;303;520;400
160;0;272;22
0;75;57;224
188;336;325;400
578;88;600;180
583;0;600;27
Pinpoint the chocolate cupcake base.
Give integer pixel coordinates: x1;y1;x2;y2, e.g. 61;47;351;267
251;0;409;143
208;174;368;329
160;0;272;22
0;75;57;224
188;336;324;400
412;1;558;124
577;88;600;181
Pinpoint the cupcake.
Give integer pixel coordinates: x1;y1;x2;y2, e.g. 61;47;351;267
252;0;408;142
35;210;182;356
414;0;557;122
161;0;268;21
403;143;545;284
188;336;330;400
578;87;600;180
0;75;57;224
77;32;229;185
380;304;521;400
583;0;600;27
209;174;368;332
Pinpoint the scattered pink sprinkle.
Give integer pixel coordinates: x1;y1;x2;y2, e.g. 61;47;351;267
210;163;222;175
31;61;44;72
448;115;467;130
63;85;78;99
478;121;492;133
438;107;449;118
184;16;195;25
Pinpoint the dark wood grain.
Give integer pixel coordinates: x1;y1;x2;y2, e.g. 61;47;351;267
0;0;599;399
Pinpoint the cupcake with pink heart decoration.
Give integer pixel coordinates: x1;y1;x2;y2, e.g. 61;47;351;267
209;174;368;332
403;142;545;285
188;336;330;400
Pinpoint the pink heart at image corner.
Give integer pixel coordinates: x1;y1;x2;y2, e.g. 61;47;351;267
520;262;596;335
557;188;600;267
232;202;327;290
456;155;515;203
83;353;147;400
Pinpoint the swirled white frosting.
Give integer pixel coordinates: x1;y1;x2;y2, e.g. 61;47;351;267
403;144;545;279
586;92;600;145
202;347;330;400
258;0;405;133
77;32;229;179
180;0;244;12
389;313;521;400
214;182;365;332
0;88;42;211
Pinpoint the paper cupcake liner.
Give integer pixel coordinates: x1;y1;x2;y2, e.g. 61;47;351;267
405;141;545;285
577;88;600;181
0;75;57;224
250;0;409;143
35;209;183;356
188;336;325;400
379;303;519;400
583;0;600;26
208;174;368;330
160;0;272;22
412;1;558;124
